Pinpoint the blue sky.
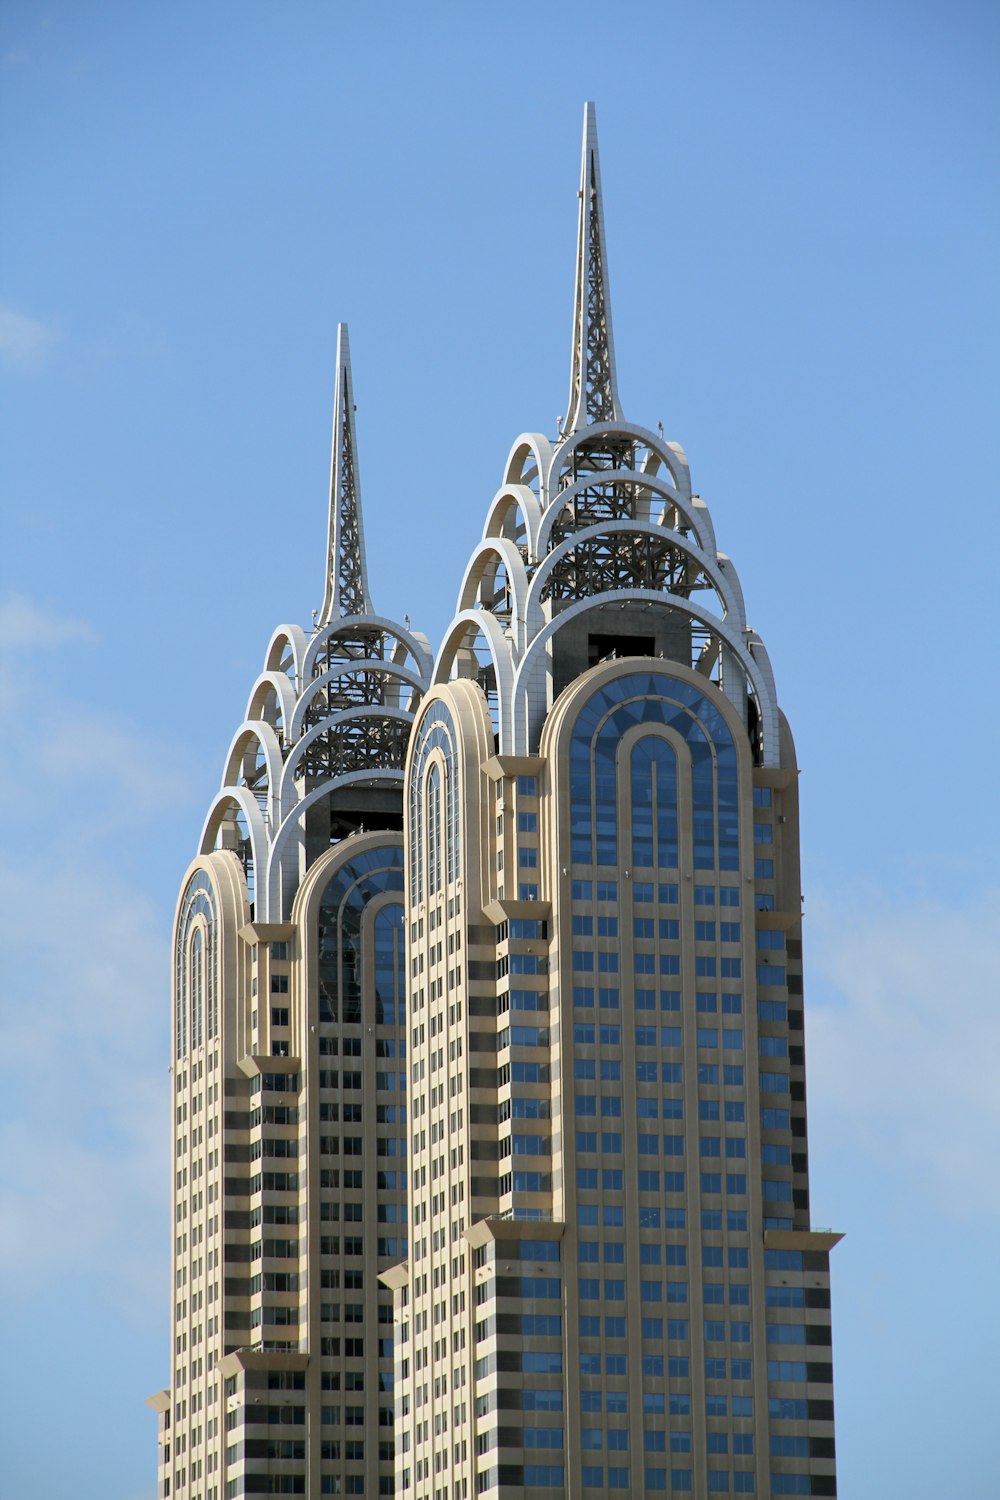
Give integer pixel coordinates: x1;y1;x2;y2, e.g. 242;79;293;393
1;2;997;1496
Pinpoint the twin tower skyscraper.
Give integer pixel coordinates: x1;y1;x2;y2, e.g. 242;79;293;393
149;108;840;1500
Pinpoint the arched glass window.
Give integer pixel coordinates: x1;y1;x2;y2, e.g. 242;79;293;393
630;736;679;869
190;928;204;1048
374;904;405;1026
427;764;443;895
568;670;740;872
409;702;459;901
317;845;406;1025
175;871;218;1059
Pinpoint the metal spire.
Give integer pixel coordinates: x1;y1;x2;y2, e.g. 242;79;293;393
318;323;372;625
565;102;624;435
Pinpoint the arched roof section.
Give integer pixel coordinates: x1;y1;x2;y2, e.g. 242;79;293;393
264;770;405;919
291;828;406;932
432;609;515;753
198;787;269;915
542;651;752;764
510;589;780;766
301;613;432;684
280;704;414;788
404;679;496;902
221;721;286;824
545;419;693;503
525;519;741;631
264;624;309;685
290;659;426;738
173;849;250;950
537;478;718;565
244;670;297;739
455;538;530;650
481;485;543;559
502;433;554;507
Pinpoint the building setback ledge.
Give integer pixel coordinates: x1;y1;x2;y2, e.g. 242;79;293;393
237;1052;301;1078
483;897;552;924
379;1262;409;1295
764;1228;844;1253
483;755;545;782
219;1348;310;1379
145;1388;170;1414
465;1216;566;1250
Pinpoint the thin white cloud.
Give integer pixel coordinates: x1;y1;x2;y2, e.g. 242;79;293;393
806;885;1000;1221
0;594;194;816
0;592;95;648
0;863;170;1324
0;304;58;371
0;597;194;1324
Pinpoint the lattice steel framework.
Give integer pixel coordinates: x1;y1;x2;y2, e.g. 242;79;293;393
566;103;624;433
319;324;372;625
198;323;431;920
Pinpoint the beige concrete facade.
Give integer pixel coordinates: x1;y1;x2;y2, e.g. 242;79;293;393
151;105;839;1500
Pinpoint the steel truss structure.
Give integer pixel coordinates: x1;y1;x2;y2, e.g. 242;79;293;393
197;324;431;920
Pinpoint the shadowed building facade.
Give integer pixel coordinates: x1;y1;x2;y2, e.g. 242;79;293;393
388;106;840;1500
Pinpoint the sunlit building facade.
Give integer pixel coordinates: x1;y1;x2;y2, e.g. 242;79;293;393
390;107;840;1499
147;326;432;1500
150;106;839;1500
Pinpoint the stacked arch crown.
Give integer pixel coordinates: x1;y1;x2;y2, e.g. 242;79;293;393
438;415;780;766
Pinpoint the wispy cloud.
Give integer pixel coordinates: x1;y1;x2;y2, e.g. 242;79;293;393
0;304;58;372
0;598;193;1323
0;592;95;648
806;885;1000;1221
0;863;169;1323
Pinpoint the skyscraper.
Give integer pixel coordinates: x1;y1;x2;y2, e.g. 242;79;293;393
147;326;433;1500
392;106;839;1499
151;105;839;1500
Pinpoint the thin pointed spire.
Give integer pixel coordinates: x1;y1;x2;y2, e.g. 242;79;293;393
565;102;623;435
318;323;372;625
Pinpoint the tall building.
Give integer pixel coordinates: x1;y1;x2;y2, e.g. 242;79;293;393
151;105;839;1500
147;325;433;1500
390;106;840;1499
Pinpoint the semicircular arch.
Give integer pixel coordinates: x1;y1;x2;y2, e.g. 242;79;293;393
432;609;515;752
511;588;779;767
301;613;433;685
502;432;554;505
545;418;693;503
526;519;741;630
455;537;530;648
245;671;297;740
290;659;425;738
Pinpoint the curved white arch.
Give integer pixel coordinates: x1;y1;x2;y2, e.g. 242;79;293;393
537;466;714;559
220;720;287;826
481;484;543;559
545;418;693;504
301;612;433;684
264;768;405;920
510;588;780;766
454;536;531;652
432;608;516;753
263;623;309;686
280;704;414;789
290;659;425;739
198;786;269;914
502;432;554;506
244;670;297;739
524;518;744;637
